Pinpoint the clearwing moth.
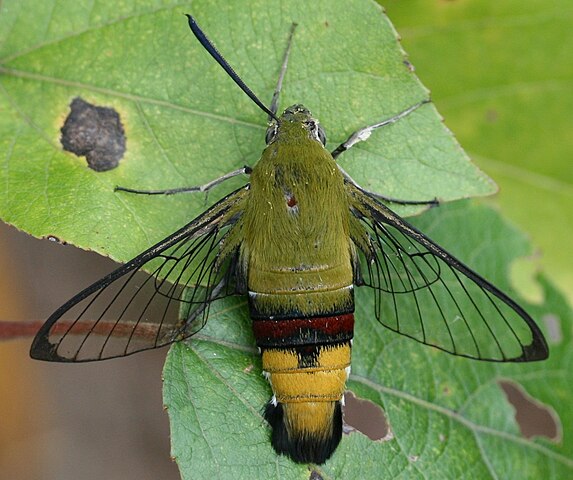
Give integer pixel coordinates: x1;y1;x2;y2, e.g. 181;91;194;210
31;14;548;465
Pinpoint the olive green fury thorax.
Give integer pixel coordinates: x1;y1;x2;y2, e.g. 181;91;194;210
241;105;354;317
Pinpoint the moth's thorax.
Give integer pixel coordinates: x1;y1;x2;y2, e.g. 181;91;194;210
243;107;352;304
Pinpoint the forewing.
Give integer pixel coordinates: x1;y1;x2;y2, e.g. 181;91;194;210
30;187;248;362
347;184;548;362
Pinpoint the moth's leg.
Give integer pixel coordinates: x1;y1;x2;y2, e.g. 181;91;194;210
115;166;252;196
333;99;436;206
268;23;298;120
339;165;438;206
331;100;430;160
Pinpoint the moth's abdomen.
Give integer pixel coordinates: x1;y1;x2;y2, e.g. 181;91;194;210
250;287;354;464
244;147;354;463
264;400;343;465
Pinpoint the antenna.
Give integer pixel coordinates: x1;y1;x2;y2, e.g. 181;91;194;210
268;22;297;121
185;14;280;123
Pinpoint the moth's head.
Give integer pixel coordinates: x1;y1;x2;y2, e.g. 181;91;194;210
265;104;326;146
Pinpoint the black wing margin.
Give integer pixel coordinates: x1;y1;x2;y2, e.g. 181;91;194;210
30;186;249;362
347;183;548;362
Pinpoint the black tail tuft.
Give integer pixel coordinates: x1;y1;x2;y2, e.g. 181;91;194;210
264;401;342;464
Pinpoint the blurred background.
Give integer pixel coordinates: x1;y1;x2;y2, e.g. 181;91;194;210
384;0;573;303
1;1;571;478
0;226;179;479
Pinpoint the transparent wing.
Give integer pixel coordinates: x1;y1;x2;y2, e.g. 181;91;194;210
30;187;248;362
347;184;548;362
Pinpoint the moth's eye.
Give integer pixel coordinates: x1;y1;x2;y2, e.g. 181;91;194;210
317;124;327;146
265;124;278;144
305;120;327;146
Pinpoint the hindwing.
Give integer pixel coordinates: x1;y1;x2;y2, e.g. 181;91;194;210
30;187;249;362
347;183;548;362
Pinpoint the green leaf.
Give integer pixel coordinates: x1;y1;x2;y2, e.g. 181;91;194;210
381;0;573;304
0;0;492;265
164;201;572;478
4;0;568;478
347;202;571;479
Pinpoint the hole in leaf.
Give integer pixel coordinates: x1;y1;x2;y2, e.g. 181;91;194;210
342;391;389;441
542;313;562;344
43;235;67;245
61;97;126;171
499;380;560;441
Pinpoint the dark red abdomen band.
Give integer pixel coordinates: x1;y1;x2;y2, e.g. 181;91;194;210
252;313;354;347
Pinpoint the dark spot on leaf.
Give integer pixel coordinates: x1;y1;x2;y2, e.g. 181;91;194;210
324;21;329;27
499;380;560;441
403;60;415;72
309;469;323;480
342;391;389;440
61;97;126;171
485;109;499;123
542;313;562;343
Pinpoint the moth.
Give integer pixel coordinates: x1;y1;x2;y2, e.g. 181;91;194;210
31;15;548;465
